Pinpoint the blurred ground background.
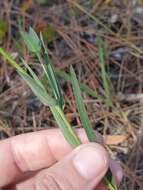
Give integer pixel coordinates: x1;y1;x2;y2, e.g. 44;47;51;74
0;0;143;189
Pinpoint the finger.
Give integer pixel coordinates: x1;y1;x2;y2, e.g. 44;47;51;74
0;128;102;187
95;160;123;189
110;159;123;186
15;143;109;190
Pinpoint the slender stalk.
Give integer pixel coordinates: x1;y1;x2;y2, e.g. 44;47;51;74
50;105;81;147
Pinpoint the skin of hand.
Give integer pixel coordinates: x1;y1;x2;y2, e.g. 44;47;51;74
0;129;123;190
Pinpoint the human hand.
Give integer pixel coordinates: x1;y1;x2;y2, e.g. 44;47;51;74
0;129;122;190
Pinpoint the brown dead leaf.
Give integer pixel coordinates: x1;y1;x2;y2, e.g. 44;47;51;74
104;135;129;145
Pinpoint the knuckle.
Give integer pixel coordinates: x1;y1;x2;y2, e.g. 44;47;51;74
10;138;29;172
34;172;72;190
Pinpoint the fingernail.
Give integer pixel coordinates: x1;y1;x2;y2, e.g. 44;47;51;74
73;144;109;181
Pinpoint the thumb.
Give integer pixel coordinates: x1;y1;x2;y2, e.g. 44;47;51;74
16;143;109;190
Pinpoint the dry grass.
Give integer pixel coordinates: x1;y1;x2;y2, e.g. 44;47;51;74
0;0;143;189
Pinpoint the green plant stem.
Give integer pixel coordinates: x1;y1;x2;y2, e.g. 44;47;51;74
50;105;81;147
0;48;25;73
104;176;117;190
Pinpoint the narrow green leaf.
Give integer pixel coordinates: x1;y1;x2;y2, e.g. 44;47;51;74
104;170;117;190
0;48;26;73
39;35;64;109
21;59;45;90
20;27;41;54
43;53;64;108
70;66;96;142
51;106;81;147
18;70;56;107
104;176;117;190
97;37;113;107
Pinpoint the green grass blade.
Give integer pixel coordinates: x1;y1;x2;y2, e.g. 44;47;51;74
51;106;81;147
104;176;117;190
43;52;64;108
38;35;64;109
21;59;45;90
20;27;41;54
18;70;56;106
97;37;113;107
40;34;64;108
0;48;26;73
70;66;96;142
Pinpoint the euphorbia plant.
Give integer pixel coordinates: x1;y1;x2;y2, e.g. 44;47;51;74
0;28;117;190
